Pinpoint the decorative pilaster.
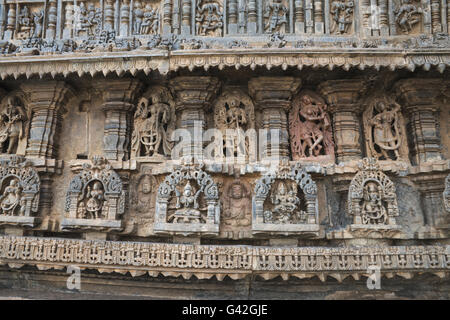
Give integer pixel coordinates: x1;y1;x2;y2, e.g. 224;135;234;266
249;77;301;162
21;81;73;159
94;79;142;162
169;76;220;160
318;80;366;163
395;79;443;165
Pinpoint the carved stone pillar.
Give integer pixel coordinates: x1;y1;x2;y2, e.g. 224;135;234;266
94;79;142;161
169;76;220;160
318;80;366;163
249;77;301;161
395;79;443;165
21;81;73;159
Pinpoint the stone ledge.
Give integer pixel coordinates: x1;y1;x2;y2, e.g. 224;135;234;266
0;235;449;282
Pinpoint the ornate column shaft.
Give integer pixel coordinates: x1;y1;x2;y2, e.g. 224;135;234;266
94;79;142;161
249;77;301;161
169;76;220;160
395;79;443;165
319;80;366;163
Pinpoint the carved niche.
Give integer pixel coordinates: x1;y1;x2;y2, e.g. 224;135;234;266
196;0;224;36
362;95;409;162
348;158;401;234
0;156;40;227
0;94;29;156
62;156;125;231
444;174;450;213
213;88;256;162
264;0;289;33
131;86;176;161
330;0;354;34
288;90;334;162
394;0;422;34
154;162;220;236
222;179;251;228
252;162;319;235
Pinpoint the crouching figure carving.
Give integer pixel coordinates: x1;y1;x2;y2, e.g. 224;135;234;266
154;161;220;236
348;158;401;237
62;156;125;231
0;155;40;227
252;161;319;236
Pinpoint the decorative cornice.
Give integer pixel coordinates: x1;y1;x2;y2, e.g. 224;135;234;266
0;236;449;282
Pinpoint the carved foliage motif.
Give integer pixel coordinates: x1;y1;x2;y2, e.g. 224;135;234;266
213;89;256;160
154;163;220;235
63;156;125;230
253;162;319;233
131;86;175;160
0;156;40;219
362;95;408;161
348;158;399;227
289;90;334;161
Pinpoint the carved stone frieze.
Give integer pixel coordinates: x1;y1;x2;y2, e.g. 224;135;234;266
62;156;125;231
0;156;40;227
445;174;450;214
154;162;220;236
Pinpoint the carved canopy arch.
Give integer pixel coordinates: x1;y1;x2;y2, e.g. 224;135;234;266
154;162;220;236
348;158;399;227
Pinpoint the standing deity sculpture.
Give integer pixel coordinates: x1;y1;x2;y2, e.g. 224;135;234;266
289;91;334;161
394;0;422;34
361;181;387;225
363;97;408;161
133;2;144;35
31;9;44;39
214;89;256;161
330;0;354;34
264;0;288;33
17;6;32;39
140;5;159;35
195;0;223;36
0;96;28;155
81;181;105;219
131;87;175;160
222;180;251;227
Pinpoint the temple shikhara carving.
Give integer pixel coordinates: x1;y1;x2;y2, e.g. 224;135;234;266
0;0;449;299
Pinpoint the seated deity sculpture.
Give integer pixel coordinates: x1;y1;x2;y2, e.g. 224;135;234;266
0;96;27;155
394;0;422;34
223;181;251;227
361;181;387;225
363;98;408;161
0;179;23;216
171;181;203;223
289;92;334;160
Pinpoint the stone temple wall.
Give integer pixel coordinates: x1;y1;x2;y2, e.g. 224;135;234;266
0;0;448;299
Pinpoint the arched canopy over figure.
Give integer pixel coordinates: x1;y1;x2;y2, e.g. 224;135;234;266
131;86;175;160
289;91;334;161
363;96;408;161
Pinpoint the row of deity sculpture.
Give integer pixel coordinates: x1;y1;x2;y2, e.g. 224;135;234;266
1;0;437;42
129;86;409;163
0;153;447;237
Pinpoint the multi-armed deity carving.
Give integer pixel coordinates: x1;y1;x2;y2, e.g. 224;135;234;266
264;0;288;33
362;96;408;162
196;0;224;36
253;162;319;235
330;0;354;34
0;95;29;156
0;156;40;227
222;180;251;228
213;89;256;161
289;91;334;162
62;156;125;231
394;0;422;34
154;161;220;235
131;86;175;161
348;158;400;232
